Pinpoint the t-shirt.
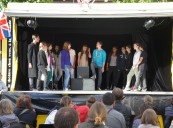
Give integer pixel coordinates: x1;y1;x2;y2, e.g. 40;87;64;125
109;55;117;66
140;51;147;65
44;110;58;124
0;80;8;92
133;51;141;66
69;49;76;66
92;49;106;67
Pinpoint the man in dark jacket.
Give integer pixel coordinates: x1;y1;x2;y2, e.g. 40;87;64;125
112;88;133;128
27;34;40;90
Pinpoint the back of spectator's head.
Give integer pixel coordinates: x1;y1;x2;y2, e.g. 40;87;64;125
102;92;115;106
16;95;32;109
0;99;13;115
86;95;97;108
60;96;72;107
144;95;153;104
122;98;131;107
141;109;159;126
112;88;124;101
54;107;79;128
88;101;107;126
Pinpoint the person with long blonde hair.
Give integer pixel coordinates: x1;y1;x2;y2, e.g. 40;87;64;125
61;41;71;91
79;101;108;128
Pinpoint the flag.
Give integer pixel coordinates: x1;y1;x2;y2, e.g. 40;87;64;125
0;9;11;40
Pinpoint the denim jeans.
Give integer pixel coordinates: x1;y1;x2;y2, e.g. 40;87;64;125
29;77;37;90
70;68;75;78
134;63;147;90
64;65;71;89
91;62;102;88
125;67;138;89
37;67;48;90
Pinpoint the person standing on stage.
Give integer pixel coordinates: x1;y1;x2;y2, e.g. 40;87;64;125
53;45;62;89
78;44;91;67
37;42;48;91
91;41;106;90
116;46;127;89
27;34;40;91
124;42;141;91
61;41;71;91
69;42;76;79
46;43;53;89
134;44;147;91
106;46;118;90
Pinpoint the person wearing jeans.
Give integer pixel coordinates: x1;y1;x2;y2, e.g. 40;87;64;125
37;42;48;91
61;41;71;91
91;41;106;90
134;44;147;91
124;42;141;91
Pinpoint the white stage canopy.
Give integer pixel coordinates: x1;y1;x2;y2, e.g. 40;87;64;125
5;2;173;18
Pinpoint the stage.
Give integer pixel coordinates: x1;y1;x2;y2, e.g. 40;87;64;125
1;90;173;115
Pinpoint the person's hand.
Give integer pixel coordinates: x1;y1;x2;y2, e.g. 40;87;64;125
106;66;109;71
135;64;139;68
102;67;104;73
88;48;90;53
125;69;128;71
29;63;32;68
72;65;75;69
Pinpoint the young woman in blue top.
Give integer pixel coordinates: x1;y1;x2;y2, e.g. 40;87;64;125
91;41;106;90
61;41;71;91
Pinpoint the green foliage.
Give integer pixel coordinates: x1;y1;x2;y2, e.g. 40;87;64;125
112;0;173;2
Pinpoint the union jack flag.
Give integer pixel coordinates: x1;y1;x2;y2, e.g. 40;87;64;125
0;9;11;40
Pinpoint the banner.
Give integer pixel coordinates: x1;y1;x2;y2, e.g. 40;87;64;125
6;17;12;90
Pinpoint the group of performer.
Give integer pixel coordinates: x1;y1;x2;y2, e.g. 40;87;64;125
27;34;147;91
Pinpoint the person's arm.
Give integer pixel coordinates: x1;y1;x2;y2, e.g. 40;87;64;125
78;52;81;66
102;51;106;72
88;48;91;58
61;51;65;69
135;53;143;68
72;54;76;69
28;44;34;68
92;50;95;62
1;82;8;92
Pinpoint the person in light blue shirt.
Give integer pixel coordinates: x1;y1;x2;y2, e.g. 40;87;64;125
91;41;106;90
0;72;8;92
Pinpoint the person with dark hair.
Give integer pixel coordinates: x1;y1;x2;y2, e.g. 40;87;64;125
36;42;48;91
0;99;19;128
112;88;132;128
78;44;91;67
14;95;36;128
138;109;159;128
124;42;141;91
53;45;62;89
116;46;127;89
164;97;173;128
61;41;72;91
102;92;126;128
91;41;106;90
134;43;147;91
27;34;40;90
106;46;118;90
46;43;53;88
79;101;108;128
86;95;97;108
54;107;79;128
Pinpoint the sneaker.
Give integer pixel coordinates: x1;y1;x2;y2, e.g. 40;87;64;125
124;88;131;91
97;88;102;91
90;75;96;79
141;89;147;92
65;88;68;91
133;89;139;92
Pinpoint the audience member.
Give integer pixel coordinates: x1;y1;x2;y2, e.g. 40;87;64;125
132;102;153;128
102;92;126;128
14;95;36;128
0;99;19;127
54;107;79;128
112;88;132;128
138;109;159;128
0;72;8;92
86;95;97;108
69;42;76;79
79;101;108;128
165;97;173;128
45;96;72;124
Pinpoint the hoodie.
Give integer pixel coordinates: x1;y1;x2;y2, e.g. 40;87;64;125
0;114;19;128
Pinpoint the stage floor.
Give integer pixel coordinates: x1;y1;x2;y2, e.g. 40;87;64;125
11;90;173;95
